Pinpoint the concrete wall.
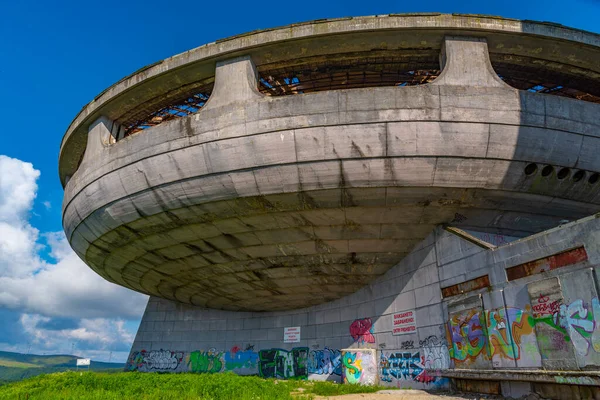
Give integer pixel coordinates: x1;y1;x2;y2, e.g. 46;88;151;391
126;214;600;397
61;35;600;312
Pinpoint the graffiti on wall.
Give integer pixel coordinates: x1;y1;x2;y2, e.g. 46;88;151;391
380;352;426;382
419;336;451;371
342;350;377;385
446;306;541;367
224;349;259;374
445;296;600;368
187;349;225;373
447;309;489;365
487;307;535;361
308;347;341;375
258;347;308;379
550;298;600;358
350;318;375;344
126;346;346;379
126;349;185;372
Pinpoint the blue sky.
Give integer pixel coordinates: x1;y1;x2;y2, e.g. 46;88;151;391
0;0;599;363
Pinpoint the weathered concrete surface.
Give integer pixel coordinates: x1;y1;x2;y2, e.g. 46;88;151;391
59;14;600;185
61;28;600;311
125;213;600;398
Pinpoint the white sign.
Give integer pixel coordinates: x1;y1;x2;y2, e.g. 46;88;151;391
392;310;416;335
284;326;301;343
76;358;91;366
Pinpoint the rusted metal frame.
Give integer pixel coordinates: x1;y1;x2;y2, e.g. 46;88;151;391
441;275;491;298
505;246;588;281
124;92;210;137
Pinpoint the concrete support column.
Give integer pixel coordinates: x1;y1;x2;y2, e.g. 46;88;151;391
203;55;263;110
433;36;508;88
80;116;113;167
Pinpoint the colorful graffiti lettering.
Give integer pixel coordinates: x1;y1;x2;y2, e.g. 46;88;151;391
486;307;534;361
258;347;308;379
343;352;362;384
187;349;224;373
342;350;377;385
125;349;184;372
381;351;444;384
554;298;600;357
308;347;341;375
447;310;488;364
350;318;375;344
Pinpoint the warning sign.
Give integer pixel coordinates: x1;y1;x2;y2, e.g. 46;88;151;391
284;326;301;343
392;310;416;335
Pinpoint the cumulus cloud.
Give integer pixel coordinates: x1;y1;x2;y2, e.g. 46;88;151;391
0;155;147;319
20;314;135;353
0;155;148;361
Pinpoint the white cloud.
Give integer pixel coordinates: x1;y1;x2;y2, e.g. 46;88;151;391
0;155;39;223
0;154;147;325
21;315;134;349
0;156;44;278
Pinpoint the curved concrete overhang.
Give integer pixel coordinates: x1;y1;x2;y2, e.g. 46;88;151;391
59;13;600;186
60;15;600;311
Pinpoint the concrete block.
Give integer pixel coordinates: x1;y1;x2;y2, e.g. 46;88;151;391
415;283;442;308
243;318;261;330
322;308;341;324
415;303;444;327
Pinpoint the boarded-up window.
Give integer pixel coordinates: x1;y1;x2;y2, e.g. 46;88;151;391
442;275;490;298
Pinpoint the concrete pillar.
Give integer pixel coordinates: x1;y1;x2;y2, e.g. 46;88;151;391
433;36;508;88
81;116;113;167
202;55;263;110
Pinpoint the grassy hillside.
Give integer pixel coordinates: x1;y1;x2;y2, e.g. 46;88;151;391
0;351;123;384
0;371;388;399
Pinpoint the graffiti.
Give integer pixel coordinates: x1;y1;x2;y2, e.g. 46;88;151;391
379;351;443;385
554;376;597;386
126;349;185;372
554;298;600;357
447;310;488;364
350;318;375;344
343;350;377;385
486;307;534;361
245;344;255;351
187;349;224;373
258;347;308;379
400;341;415;350
532;294;562;318
420;337;450;371
230;345;241;354
223;350;258;372
308;347;341;375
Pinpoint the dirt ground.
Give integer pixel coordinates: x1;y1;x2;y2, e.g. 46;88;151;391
313;390;509;400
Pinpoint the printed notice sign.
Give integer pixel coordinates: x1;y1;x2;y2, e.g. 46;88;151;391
76;358;91;366
392;310;416;335
284;326;301;343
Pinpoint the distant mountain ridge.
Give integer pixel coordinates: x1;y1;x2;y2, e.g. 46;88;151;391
0;351;123;384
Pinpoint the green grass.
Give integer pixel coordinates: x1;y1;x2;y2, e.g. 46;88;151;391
0;360;39;369
0;371;394;400
0;351;123;384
